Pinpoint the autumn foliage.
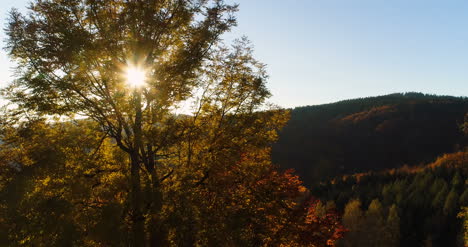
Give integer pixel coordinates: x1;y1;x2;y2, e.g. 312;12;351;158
0;118;343;246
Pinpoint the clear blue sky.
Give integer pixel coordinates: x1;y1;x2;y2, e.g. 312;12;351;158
1;0;467;108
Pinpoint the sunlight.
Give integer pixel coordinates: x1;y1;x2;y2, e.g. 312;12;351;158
125;65;147;88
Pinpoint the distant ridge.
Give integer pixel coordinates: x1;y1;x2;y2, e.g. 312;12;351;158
272;92;468;186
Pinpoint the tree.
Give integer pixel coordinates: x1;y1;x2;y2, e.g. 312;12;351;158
3;1;346;246
451;172;463;190
314;200;327;217
1;0;283;245
432;181;448;209
459;188;468;206
461;113;468;135
0;119;129;245
362;199;386;247
443;189;459;216
457;207;468;247
385;204;400;247
340;199;364;247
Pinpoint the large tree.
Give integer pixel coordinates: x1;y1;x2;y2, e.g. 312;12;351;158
2;0;273;245
2;1;347;246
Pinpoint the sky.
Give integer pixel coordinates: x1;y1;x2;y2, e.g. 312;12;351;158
1;0;467;108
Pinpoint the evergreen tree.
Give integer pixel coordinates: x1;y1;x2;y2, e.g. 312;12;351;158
341;199;364;247
430;178;447;197
457;207;468;246
451;171;463;190
312;151;467;247
432;182;449;209
459;188;468;207
385;204;400;247
461;113;468;135
363;199;386;247
443;189;459;216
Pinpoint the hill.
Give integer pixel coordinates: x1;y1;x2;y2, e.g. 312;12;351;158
272;92;468;186
311;151;468;247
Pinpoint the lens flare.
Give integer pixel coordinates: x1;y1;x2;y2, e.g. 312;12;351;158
125;65;146;88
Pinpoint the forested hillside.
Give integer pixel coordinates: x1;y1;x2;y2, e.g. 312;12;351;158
311;151;468;247
273;93;468;186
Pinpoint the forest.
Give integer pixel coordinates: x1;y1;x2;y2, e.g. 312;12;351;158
313;151;467;247
0;0;467;246
1;93;466;246
273;93;468;185
270;93;468;247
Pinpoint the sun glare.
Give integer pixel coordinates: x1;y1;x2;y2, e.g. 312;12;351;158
125;65;147;88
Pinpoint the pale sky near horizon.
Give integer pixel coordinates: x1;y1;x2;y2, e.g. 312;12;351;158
1;0;467;108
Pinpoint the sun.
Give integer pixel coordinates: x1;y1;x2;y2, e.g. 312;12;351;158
125;65;147;88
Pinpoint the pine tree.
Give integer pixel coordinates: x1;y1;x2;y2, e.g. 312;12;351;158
363;199;386;247
432;182;449;209
443;189;459;215
457;207;468;246
385;204;400;247
341;199;364;247
451;172;463;190
459;188;468;206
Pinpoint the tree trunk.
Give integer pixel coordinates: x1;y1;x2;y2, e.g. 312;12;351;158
130;152;145;247
146;144;167;246
149;168;167;246
132;88;167;246
131;89;145;246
